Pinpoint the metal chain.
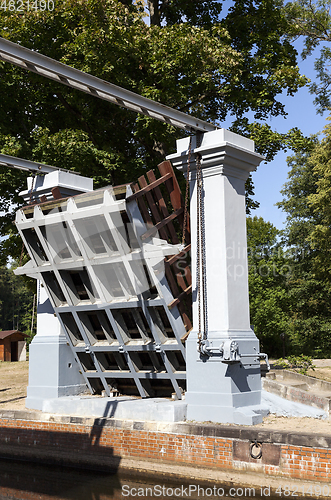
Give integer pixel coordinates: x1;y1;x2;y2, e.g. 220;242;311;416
195;132;207;353
182;136;192;246
196;145;202;352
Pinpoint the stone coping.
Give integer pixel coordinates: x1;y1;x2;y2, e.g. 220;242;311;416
1;408;331;449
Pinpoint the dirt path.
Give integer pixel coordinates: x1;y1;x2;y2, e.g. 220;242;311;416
1;360;331;435
0;361;29;410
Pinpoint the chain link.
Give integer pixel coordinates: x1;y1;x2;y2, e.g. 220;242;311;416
196;133;207;353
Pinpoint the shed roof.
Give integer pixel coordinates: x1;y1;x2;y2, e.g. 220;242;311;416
0;330;28;340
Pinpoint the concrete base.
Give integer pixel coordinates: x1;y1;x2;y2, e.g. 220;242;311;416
187;402;269;425
31;389;329;423
185;333;268;425
26;289;87;411
26;334;87;411
41;396;187;422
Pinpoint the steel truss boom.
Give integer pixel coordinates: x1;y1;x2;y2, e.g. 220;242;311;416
0;153;79;175
0;37;217;133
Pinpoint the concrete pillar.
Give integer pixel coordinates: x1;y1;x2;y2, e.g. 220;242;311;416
21;171;92;411
26;286;87;410
167;129;268;425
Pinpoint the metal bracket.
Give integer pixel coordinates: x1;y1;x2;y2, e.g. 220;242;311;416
221;340;240;363
199;339;241;363
258;352;270;371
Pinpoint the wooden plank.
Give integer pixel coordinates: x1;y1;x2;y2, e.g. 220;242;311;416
138;174;170;241
165;261;180;297
166;244;191;266
165;261;192;331
21;200;39;214
176;269;188;293
21;182;127;215
179;305;192;332
130;182;153;226
51;186;62;200
125;172;172;203
113;184;130;195
158;161;182;210
146;170;179;244
183;265;192;287
167;285;192;310
181;327;192;343
158;160;190;244
173;263;192;287
141;208;183;241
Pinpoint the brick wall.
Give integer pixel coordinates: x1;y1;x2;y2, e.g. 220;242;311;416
281;446;331;480
0;414;331;482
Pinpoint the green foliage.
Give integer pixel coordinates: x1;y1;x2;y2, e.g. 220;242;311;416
274;354;315;375
0;264;36;345
279;121;331;280
247;208;331;358
284;0;331;112
223;0;307;120
306;119;331;280
276;119;331;357
31;128;128;188
247;216;291;357
143;0;223;26
0;0;311;264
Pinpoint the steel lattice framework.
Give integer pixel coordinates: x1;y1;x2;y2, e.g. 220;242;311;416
15;162;191;399
1;36;197;400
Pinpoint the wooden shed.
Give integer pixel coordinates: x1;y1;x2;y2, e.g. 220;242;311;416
0;330;27;362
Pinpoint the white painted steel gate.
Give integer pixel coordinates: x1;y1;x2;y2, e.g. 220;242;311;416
15;161;192;399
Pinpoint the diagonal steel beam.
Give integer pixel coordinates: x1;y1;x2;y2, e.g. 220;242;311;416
0;152;79;175
0;37;218;133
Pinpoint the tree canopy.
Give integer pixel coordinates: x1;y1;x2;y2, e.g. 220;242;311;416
247;216;291;356
0;264;36;343
145;0;223;27
285;0;331;112
275;120;331;357
1;0;330;357
0;0;310;262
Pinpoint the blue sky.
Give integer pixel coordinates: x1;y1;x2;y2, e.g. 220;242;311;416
239;42;328;230
216;0;328;230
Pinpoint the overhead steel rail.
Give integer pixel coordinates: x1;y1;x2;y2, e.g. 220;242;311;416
0;152;80;176
0;37;218;134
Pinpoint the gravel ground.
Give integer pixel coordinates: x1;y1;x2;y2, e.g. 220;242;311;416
0;360;29;410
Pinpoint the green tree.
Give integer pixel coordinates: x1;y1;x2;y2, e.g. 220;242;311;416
0;265;36;344
247;216;291;357
144;0;223;27
307;120;331;279
277;123;331;356
285;0;331;112
0;0;308;263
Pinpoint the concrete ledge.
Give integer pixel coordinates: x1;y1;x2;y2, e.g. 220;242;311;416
263;370;331;414
41;396;187;422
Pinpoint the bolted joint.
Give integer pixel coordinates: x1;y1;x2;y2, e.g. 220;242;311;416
198;339;241;363
220;340;240;363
